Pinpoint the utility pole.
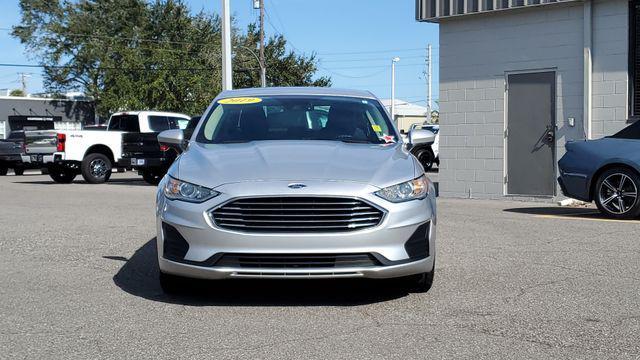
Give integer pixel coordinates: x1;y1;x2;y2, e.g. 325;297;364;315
391;57;400;125
427;44;433;114
221;0;233;90
259;0;266;87
18;72;31;95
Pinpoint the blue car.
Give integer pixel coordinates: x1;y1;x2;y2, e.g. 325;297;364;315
558;121;640;219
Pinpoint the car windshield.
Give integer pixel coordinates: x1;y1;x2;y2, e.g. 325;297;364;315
196;95;398;144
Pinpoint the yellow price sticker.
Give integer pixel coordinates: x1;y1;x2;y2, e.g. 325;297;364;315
218;97;263;105
371;124;382;132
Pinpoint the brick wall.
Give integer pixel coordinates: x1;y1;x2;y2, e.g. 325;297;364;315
438;0;628;199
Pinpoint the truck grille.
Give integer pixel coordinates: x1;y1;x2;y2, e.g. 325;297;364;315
211;197;384;233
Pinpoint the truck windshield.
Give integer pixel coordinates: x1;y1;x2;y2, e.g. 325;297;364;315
196;96;397;144
108;115;141;132
148;116;185;132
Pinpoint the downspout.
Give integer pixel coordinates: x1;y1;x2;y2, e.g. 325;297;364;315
584;0;593;140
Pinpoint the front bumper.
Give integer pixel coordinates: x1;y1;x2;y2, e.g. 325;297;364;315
156;180;436;279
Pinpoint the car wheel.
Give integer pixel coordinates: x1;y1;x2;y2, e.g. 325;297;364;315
415;148;435;171
81;153;112;184
405;269;435;293
594;167;640;219
159;271;185;294
49;166;77;183
13;166;25;176
0;165;7;176
142;170;163;185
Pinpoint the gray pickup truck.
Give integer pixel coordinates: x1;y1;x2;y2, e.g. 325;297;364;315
0;131;28;175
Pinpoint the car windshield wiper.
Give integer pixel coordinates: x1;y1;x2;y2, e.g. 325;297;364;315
218;139;251;144
338;138;375;144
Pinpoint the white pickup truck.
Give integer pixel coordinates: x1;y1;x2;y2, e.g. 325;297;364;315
25;111;190;183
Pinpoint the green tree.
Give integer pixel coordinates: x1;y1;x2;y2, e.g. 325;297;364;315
13;0;330;117
9;89;26;97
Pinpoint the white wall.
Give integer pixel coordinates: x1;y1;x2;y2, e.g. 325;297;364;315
438;0;629;199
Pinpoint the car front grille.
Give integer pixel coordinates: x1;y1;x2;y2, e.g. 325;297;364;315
214;253;382;268
211;197;385;233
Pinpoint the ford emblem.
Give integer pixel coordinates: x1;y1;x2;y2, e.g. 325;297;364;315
288;183;307;189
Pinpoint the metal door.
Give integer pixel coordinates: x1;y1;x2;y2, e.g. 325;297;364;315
506;71;556;196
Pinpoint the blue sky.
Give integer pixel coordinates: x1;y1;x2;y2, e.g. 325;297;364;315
0;0;439;105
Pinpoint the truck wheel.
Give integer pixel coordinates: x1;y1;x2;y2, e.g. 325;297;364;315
414;147;435;172
0;165;7;176
81;153;112;184
142;170;163;185
13;166;25;176
49;166;76;183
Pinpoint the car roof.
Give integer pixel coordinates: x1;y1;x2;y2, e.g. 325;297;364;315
216;87;378;100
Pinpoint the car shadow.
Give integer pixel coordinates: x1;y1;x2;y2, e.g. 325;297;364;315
11;177;149;186
502;206;632;221
108;238;411;306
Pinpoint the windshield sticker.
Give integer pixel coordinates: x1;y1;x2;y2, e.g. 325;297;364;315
371;124;382;132
218;97;263;105
382;135;396;143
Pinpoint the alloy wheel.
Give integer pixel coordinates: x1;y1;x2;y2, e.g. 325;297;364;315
598;173;638;215
90;158;108;178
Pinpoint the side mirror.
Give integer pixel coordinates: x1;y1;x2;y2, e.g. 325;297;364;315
158;129;186;151
408;128;436;148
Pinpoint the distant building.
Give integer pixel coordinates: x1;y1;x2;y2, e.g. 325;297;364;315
416;0;632;199
0;96;96;139
381;99;430;132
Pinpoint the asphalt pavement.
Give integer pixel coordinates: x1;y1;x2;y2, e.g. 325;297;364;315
1;172;639;359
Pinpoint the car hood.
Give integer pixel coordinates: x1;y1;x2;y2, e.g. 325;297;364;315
172;140;416;189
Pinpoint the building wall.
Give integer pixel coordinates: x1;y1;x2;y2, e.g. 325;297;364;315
0;97;95;138
592;0;629;138
438;0;629;199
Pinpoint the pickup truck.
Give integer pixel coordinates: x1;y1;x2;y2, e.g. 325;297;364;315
24;111;190;184
0;132;24;175
404;123;439;171
118;116;200;185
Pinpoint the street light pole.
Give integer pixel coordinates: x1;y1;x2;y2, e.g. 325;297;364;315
391;57;400;125
236;45;266;88
259;0;266;87
221;0;232;90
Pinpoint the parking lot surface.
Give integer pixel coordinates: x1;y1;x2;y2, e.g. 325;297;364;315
1;173;639;359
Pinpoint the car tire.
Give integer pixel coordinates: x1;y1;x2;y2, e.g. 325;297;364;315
159;271;185;294
0;165;7;176
13;166;25;176
414;147;435;172
81;153;112;184
142;170;163;185
403;256;435;293
594;167;640;219
49;166;77;183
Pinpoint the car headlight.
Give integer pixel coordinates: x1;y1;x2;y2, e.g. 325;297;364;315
163;177;220;203
375;175;429;203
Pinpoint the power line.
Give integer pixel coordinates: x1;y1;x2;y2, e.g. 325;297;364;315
320;55;426;64
322;63;426;71
0;63;219;71
317;66;388;79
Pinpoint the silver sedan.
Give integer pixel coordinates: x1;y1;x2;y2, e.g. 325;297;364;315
156;87;437;293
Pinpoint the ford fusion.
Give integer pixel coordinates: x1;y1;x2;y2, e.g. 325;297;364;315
155;88;436;293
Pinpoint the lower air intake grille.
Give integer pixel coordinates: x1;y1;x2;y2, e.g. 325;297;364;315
214;253;381;269
211;197;384;233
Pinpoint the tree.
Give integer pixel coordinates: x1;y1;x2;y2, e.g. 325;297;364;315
9;89;26;97
13;0;330;117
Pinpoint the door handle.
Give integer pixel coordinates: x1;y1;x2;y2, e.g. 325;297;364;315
544;126;555;144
